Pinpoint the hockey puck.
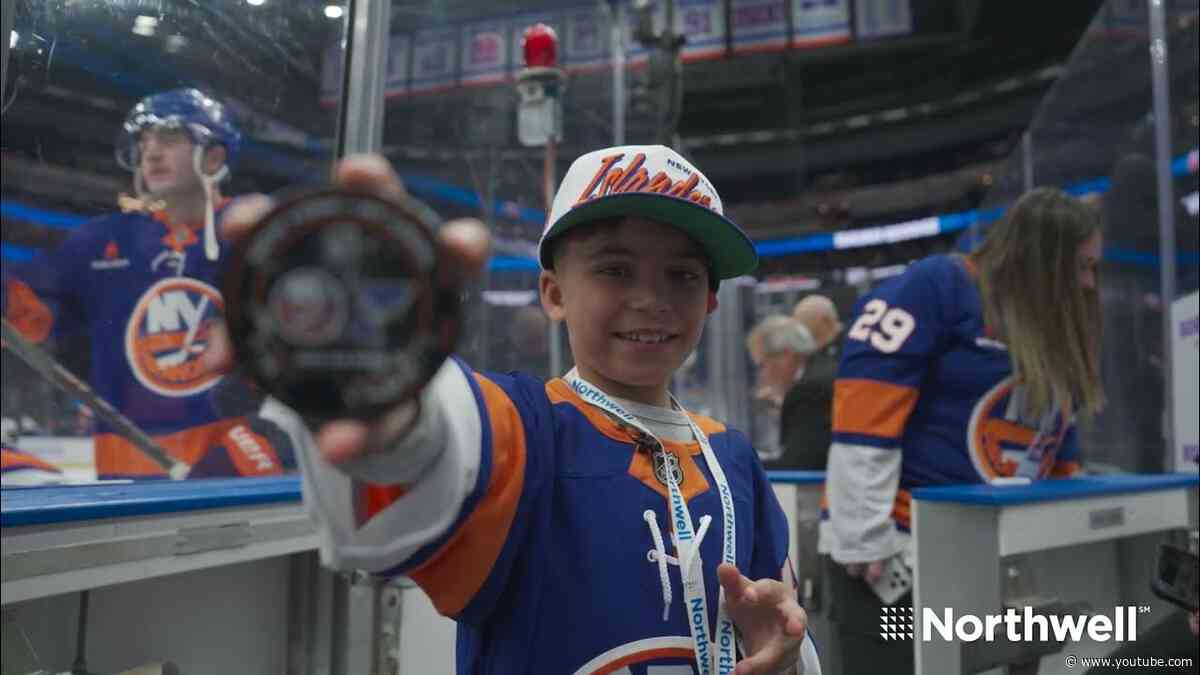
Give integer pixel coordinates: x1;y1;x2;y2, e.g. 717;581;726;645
222;189;459;422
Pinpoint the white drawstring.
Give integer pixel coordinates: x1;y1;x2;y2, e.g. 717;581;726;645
192;145;228;262
644;510;674;621
644;508;713;622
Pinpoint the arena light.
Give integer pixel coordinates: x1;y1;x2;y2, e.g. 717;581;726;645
246;0;265;6
325;5;344;19
521;23;559;68
9;31;17;49
132;16;158;37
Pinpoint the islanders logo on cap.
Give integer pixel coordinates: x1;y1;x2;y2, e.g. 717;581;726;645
125;277;224;398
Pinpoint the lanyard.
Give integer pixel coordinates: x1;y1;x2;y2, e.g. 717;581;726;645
564;369;739;675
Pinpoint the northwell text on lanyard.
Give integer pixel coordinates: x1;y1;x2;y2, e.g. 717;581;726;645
565;368;739;675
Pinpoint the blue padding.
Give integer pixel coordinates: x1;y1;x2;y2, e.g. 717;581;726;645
766;470;826;485
489;255;541;271
401;175;547;227
1;201;88;229
1;476;302;527
3;150;1196;266
911;473;1198;506
1065;176;1110;196
2;243;35;262
755;233;835;256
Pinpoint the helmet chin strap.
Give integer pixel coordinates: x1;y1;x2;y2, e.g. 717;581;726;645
192;146;229;261
133;166;149;201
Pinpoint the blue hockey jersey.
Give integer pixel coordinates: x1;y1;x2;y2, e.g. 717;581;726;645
2;205;291;479
293;359;819;674
819;255;1079;563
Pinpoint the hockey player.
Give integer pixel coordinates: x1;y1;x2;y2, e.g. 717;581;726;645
210;150;821;673
2;416;65;486
0;446;65;486
819;187;1103;673
2;88;293;480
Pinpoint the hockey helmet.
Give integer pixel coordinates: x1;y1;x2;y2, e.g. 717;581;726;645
116;88;241;171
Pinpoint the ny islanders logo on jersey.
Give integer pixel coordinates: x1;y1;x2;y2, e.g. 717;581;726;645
124;278;224;397
573;636;697;675
966;377;1067;480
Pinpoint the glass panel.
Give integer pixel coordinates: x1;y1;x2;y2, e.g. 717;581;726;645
2;0;348;485
381;1;643;384
974;0;1198;472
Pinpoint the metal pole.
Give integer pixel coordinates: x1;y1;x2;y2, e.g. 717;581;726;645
1;0;14;104
1021;131;1034;193
71;590;90;675
334;1;391;672
546;120;565;377
610;1;626;145
341;0;391;156
1148;0;1177;470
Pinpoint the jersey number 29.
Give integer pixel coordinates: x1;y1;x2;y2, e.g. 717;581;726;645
847;299;916;353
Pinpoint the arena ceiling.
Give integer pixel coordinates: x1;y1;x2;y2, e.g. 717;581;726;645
2;0;1105;248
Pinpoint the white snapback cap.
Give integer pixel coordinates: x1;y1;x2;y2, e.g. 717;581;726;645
537;144;757;279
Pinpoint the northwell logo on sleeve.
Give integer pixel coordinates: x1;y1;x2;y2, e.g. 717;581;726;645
881;606;1148;643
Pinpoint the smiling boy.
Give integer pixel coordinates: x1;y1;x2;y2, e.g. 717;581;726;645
238;146;820;674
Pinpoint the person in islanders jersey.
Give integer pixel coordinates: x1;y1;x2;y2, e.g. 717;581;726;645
210;149;822;674
818;188;1105;674
2;88;293;480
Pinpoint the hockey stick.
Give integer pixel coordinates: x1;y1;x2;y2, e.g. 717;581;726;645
1;318;190;479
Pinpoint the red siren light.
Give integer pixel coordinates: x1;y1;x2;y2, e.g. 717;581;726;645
522;23;559;68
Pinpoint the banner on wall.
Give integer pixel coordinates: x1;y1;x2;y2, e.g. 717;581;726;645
322;0;917;103
563;7;610;72
731;0;790;54
623;0;666;65
385;34;410;97
854;0;912;40
320;43;343;105
1171;290;1199;473
793;0;852;48
461;21;509;86
411;28;459;94
676;0;727;61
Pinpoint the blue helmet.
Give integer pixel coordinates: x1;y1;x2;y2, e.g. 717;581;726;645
116;88;241;171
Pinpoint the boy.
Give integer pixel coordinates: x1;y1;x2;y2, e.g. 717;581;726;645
217;147;820;674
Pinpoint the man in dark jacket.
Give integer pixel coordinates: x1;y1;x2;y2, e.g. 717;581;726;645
769;294;843;470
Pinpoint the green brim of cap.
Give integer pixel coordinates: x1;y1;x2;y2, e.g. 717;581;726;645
539;193;758;279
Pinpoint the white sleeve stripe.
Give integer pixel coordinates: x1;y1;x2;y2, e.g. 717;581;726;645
816;441;904;564
280;358;485;573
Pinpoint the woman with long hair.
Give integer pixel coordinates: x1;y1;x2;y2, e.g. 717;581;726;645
817;187;1104;674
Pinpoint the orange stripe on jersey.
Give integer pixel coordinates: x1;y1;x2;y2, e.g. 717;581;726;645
832;379;919;440
5;279;54;344
592;648;696;674
220;423;286;476
1;447;61;473
628;444;711;502
410;374;527;617
685;410;726;437
892;489;911;529
363;484;410;521
546;378;631;443
1051;460;1080;478
95;417;243;477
